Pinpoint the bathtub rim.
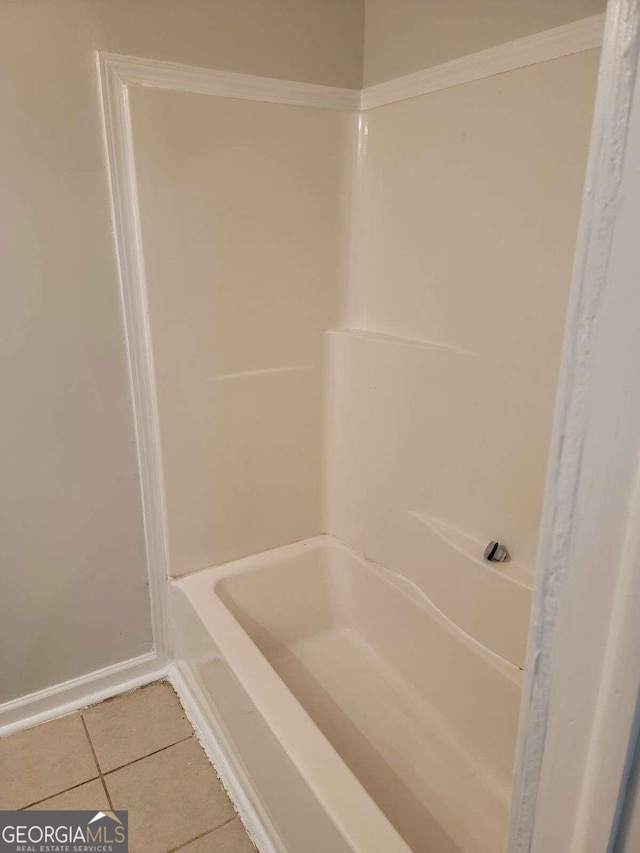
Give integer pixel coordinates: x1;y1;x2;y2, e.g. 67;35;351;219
179;534;523;683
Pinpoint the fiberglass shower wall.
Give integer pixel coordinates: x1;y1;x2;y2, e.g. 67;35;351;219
130;87;353;576
129;46;599;652
326;49;600;671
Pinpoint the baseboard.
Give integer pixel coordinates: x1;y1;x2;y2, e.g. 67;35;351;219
168;661;283;853
1;654;282;850
0;651;167;738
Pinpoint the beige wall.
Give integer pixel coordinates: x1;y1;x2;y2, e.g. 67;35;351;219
0;0;362;704
131;88;352;575
363;0;605;85
327;50;600;665
94;0;364;88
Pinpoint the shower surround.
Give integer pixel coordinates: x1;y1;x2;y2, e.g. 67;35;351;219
108;23;599;853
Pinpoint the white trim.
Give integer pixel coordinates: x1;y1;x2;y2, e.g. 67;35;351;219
97;53;173;662
99;52;360;111
169;662;283;853
99;13;604;125
508;1;640;850
0;652;166;738
361;13;605;110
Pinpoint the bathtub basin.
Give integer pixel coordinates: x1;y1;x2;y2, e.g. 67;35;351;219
173;535;522;852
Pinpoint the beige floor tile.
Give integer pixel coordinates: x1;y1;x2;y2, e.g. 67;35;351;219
0;713;98;809
27;779;110;811
176;818;255;852
106;738;235;853
83;682;192;772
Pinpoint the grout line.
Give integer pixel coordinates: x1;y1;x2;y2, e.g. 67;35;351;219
18;688;196;813
100;775;114;811
102;734;194;776
165;815;238;853
19;775;101;810
80;713;114;810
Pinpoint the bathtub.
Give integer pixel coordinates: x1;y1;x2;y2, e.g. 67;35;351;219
171;535;522;853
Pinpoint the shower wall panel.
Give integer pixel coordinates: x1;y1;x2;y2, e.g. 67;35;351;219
131;87;353;576
327;50;600;662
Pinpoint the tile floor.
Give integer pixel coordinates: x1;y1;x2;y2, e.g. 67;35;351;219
0;682;255;853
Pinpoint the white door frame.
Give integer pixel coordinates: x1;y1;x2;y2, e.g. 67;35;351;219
508;1;640;850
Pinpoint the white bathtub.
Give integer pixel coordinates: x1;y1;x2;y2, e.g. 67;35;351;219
171;535;522;853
